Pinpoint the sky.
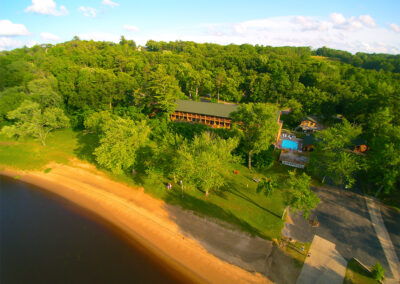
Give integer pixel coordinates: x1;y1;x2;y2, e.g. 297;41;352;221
1;0;400;54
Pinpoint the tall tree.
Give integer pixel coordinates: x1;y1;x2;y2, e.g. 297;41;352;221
0;87;28;122
366;108;400;195
310;118;362;187
147;65;183;113
287;171;320;219
74;68;118;110
231;103;280;169
1;100;69;146
174;132;238;196
213;68;227;102
27;77;63;108
177;63;202;99
94;118;151;174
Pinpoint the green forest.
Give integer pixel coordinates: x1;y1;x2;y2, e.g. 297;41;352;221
1;38;399;231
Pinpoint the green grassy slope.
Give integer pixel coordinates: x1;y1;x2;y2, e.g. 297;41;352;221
0;129;287;240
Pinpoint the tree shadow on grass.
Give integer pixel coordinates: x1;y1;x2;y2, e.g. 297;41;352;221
211;188;229;199
225;180;281;219
73;132;99;164
163;188;264;238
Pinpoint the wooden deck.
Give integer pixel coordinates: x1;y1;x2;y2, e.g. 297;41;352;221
170;111;232;129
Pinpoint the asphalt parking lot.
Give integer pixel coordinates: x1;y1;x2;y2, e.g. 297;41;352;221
312;186;393;278
283;185;394;278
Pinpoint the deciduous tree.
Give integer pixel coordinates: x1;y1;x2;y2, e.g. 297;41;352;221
1;100;69;146
231;103;279;169
174;132;238;196
287;171;320;219
94;118;150;174
310;118;363;188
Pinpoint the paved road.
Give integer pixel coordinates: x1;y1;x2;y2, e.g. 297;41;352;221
365;196;400;281
381;205;400;262
296;235;346;284
311;186;393;278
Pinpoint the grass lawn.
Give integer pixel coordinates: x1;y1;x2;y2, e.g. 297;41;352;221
311;55;331;62
283;241;311;268
138;162;287;240
344;259;378;284
0;129;78;170
0;129;290;240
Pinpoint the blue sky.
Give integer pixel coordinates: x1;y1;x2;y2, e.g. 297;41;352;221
1;0;400;53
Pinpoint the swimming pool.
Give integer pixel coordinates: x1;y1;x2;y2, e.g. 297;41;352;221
281;139;298;150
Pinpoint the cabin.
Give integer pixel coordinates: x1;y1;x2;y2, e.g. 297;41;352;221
353;138;369;153
299;116;323;132
170;100;238;129
302;135;316;152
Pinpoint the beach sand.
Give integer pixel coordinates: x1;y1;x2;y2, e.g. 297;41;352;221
1;160;271;284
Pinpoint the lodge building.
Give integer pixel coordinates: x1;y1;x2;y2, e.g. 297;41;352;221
170;100;238;129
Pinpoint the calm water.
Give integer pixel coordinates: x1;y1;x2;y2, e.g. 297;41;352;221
0;175;190;284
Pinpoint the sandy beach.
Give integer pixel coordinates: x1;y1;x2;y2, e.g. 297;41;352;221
1;160;271;284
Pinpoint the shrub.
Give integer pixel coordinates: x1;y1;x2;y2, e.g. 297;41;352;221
253;147;275;170
372;261;385;281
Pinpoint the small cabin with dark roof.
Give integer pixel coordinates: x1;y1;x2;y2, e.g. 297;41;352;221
170;100;238;129
302;135;316;152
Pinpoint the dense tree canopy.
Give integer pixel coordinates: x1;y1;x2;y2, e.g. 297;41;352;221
310;119;362;188
0;39;399;197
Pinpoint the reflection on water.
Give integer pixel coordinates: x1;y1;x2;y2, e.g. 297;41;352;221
0;175;189;284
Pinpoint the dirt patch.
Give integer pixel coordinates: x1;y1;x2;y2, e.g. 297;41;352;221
0;141;17;146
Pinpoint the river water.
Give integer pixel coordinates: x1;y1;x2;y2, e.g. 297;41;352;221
0;175;191;284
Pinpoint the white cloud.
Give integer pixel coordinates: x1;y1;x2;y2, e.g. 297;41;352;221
124;25;139;32
0;37;23;50
25;0;68;16
233;18;286;34
27;40;40;48
40;32;61;42
330;13;346;25
78;6;97;18
77;32;120;42
359;15;376;28
330;13;376;31
390;23;400;33
293;16;330;31
141;14;399;54
0;20;30;36
102;0;119;8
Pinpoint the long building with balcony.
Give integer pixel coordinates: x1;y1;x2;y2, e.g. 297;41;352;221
170;100;238;129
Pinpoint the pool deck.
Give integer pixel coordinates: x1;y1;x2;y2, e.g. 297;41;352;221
277;132;303;152
276;131;310;168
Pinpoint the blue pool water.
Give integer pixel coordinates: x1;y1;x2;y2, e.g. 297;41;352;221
282;140;298;150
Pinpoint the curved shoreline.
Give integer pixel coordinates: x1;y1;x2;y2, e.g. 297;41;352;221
0;162;270;284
